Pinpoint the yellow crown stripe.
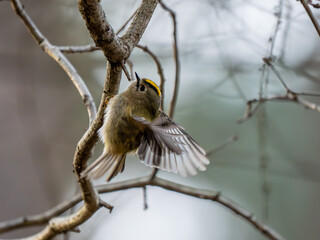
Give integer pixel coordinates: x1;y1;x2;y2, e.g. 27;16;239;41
145;79;161;96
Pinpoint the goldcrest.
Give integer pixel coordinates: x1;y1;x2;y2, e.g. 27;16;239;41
81;73;209;182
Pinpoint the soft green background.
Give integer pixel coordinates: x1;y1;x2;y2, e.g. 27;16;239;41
1;0;320;239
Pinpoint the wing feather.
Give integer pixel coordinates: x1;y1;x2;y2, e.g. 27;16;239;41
134;111;210;176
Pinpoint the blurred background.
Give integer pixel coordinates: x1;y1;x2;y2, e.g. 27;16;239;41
1;0;320;239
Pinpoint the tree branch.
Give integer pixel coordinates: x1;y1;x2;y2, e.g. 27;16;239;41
78;0;158;64
159;1;180;118
136;44;166;109
121;0;158;54
300;0;320;37
239;57;320;122
10;0;96;124
77;0;127;63
58;44;100;54
0;176;285;240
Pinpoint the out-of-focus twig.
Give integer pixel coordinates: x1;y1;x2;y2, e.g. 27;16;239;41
263;58;290;92
10;0;96;125
206;135;238;157
300;0;320;37
142;186;148;210
238;92;320;123
308;0;320;8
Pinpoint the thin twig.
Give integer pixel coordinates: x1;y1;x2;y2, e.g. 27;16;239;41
263;58;290;92
159;0;180;118
121;61;132;81
58;44;100;53
300;0;320;37
239;0;284;123
136;44;166;109
10;0;97;125
206;135;238;157
116;8;138;35
308;0;320;8
237;100;263;123
143;186;148;210
99;200;114;213
293;90;320;97
126;59;134;80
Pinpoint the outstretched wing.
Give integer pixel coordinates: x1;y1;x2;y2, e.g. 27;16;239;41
134;111;210;176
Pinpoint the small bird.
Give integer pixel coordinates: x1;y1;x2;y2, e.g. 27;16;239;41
80;73;209;182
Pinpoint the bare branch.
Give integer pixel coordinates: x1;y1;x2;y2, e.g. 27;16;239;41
308;0;320;8
159;0;180;118
121;0;158;53
142;186;148;210
294;90;320;97
0;175;286;240
121;61;132;81
300;0;320;37
95;177;285;240
238;93;320;123
263;58;290;92
58;44;100;54
0;194;80;234
99;200;114;213
10;0;96;124
136;44;166;109
77;0;126;62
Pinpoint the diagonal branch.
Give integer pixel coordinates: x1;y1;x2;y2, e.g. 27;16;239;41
10;0;96;124
300;0;320;37
121;0;158;54
78;0;158;64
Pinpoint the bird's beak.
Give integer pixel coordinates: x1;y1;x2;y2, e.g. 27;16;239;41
135;72;140;90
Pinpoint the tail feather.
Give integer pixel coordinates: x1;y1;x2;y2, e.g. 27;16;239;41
105;154;126;182
91;154;117;179
80;152;109;179
80;152;126;182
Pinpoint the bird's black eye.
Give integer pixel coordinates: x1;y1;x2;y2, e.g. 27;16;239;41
140;85;145;91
